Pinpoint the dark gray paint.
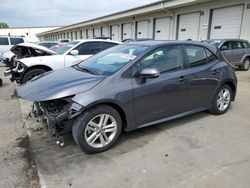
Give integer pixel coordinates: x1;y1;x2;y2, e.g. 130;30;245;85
18;41;237;131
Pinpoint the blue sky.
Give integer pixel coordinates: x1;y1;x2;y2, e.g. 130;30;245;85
0;0;159;27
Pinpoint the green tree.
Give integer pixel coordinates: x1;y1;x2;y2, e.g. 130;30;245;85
0;23;9;29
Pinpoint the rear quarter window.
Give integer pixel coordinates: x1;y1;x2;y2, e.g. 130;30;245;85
240;41;250;48
10;38;24;45
0;37;9;45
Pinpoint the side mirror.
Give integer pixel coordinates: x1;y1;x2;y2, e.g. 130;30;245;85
140;68;160;79
70;50;79;55
220;46;228;51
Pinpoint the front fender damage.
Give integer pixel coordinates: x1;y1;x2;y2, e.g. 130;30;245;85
32;97;84;146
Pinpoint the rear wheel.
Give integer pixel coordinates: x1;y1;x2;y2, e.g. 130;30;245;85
22;68;47;84
241;58;250;71
210;85;232;115
72;105;122;154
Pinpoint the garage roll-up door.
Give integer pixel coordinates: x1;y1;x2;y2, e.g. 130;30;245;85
178;12;200;40
210;5;244;39
136;20;149;39
101;27;109;37
111;25;119;41
94;28;100;38
86;29;93;39
122;23;133;40
154;17;171;40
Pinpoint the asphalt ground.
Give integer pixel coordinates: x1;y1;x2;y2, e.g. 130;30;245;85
0;65;39;188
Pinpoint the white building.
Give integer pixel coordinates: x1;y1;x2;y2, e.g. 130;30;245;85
0;26;61;42
37;0;250;42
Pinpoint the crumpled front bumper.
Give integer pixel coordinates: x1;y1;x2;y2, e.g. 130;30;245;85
32;100;84;146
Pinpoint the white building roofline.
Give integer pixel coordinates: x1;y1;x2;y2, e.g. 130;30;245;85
37;0;209;36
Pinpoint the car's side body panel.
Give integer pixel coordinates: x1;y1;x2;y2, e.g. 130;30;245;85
17;41;238;135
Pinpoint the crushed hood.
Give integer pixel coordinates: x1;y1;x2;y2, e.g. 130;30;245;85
17;67;105;101
11;42;57;56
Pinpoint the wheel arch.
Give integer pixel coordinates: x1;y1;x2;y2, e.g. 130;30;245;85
241;54;250;63
219;80;237;101
21;65;53;79
85;101;127;130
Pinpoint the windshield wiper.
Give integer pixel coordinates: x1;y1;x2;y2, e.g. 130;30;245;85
74;65;96;75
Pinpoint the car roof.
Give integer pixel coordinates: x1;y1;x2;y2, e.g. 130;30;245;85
0;35;25;38
206;39;249;42
126;40;218;55
75;39;121;44
39;41;59;43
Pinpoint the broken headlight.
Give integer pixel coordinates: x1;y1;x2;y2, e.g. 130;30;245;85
35;97;84;120
12;61;27;73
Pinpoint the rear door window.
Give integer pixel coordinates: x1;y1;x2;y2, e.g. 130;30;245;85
102;42;118;50
205;49;217;63
229;41;242;50
10;38;24;45
75;42;102;55
0;37;9;45
185;45;207;67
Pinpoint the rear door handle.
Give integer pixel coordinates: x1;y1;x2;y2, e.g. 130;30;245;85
177;76;188;82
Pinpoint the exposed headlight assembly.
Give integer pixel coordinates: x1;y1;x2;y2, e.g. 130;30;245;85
12;61;27;73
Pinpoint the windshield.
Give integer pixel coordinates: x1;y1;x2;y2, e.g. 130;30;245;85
205;40;222;48
77;44;149;76
55;41;80;54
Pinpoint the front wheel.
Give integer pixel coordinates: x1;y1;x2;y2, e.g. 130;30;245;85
241;58;250;71
210;85;232;115
72;105;122;154
22;68;47;84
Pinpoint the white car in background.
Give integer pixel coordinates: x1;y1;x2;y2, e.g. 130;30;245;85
0;35;26;63
5;39;121;84
0;35;26;54
2;42;57;67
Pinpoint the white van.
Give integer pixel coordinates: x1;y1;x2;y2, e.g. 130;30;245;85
0;36;26;55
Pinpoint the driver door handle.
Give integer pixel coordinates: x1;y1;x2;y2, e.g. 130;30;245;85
177;76;188;82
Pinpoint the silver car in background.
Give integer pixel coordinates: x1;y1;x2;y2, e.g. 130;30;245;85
205;39;250;71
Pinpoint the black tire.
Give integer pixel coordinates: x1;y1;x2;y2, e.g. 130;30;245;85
22;68;47;84
241;58;250;71
72;105;122;154
210;85;232;115
0;78;2;86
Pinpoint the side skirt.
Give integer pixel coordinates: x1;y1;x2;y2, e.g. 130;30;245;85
137;107;207;130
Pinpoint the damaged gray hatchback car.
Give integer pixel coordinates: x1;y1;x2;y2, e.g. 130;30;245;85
18;41;237;153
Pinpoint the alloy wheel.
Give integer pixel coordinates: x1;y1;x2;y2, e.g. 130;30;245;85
217;88;231;111
243;59;250;70
84;114;117;148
